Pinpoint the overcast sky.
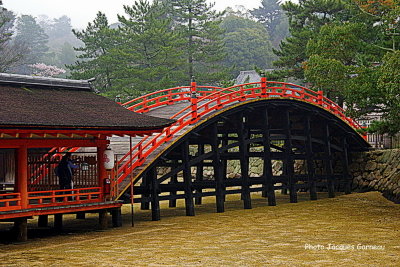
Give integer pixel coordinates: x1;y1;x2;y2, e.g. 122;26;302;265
3;0;263;29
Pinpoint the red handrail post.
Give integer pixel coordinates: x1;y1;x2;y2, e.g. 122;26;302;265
261;75;267;98
190;77;198;123
317;91;323;106
143;97;148;112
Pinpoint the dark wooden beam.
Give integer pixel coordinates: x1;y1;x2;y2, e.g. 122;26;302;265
99;210;108;230
149;167;161;221
305;115;317;200
182;140;195;216
323;123;335;198
169;160;178;207
212;123;225;212
38;215;49;227
195;144;204;205
140;172;150;210
261;107;276;206
237;112;252;209
14;217;28;242
284;110;297;203
341;137;351;194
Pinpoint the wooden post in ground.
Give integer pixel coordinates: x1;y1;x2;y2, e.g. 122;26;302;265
212;123;225;213
284;110;297;203
323;123;335;198
305;115;317;200
237;112;252;209
38;215;48;227
14;217;28;242
195;144;204;205
141;173;150;210
182;140;195;216
54;214;63;231
112;207;123;227
76;212;86;220
169;176;178;207
149;167;161;221
341;137;351;194
221;134;228;202
99;210;108;230
261;107;276;206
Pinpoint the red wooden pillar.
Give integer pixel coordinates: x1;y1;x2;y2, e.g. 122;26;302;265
261;76;267;97
317;91;323;105
190;77;198;122
97;144;107;201
16;144;28;209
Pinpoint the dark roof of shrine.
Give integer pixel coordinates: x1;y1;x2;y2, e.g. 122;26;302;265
0;73;174;132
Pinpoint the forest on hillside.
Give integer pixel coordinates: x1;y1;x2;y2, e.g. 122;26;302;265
0;0;399;134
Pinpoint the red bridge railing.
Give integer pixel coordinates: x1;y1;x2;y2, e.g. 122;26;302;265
116;78;364;186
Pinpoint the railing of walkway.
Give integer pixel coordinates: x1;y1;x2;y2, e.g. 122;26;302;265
27;187;102;208
0;187;103;212
0;193;21;212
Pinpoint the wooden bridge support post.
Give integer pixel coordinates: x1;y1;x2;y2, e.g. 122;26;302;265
212;123;225;213
169;160;178;208
284;110;297;203
112;207;123;227
341;137;351;194
54;214;63;231
323;123;335;198
221;134;228;202
182;140;195;216
38;215;49;227
305;115;317;200
195;144;204;205
14;217;28;242
99;210;108;230
76;212;86;220
237;112;252;209
141;172;150;210
149;167;161;221
261;108;276;206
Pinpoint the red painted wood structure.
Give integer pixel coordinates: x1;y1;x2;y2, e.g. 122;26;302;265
0;73;173;241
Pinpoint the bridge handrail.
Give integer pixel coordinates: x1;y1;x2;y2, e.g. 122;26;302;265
116;80;363;185
116;88;236;173
123;85;223;113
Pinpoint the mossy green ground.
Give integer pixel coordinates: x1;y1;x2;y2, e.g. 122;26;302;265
0;192;399;266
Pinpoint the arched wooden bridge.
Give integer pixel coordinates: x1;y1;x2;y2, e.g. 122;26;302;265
105;77;370;220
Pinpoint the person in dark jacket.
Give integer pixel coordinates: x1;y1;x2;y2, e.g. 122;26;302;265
56;152;78;190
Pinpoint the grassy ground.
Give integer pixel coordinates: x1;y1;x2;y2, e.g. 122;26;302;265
0;191;399;266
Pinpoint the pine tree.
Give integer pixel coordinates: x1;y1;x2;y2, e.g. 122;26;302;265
221;14;275;75
250;0;289;48
68;12;118;92
166;0;228;84
14;15;49;66
0;4;26;71
273;0;349;79
108;0;184;98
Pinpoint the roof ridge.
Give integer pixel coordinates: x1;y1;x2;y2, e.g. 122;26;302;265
0;73;93;91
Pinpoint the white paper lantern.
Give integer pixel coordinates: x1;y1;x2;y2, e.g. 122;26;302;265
103;149;115;170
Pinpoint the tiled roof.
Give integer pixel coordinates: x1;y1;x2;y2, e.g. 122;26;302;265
0;74;174;131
